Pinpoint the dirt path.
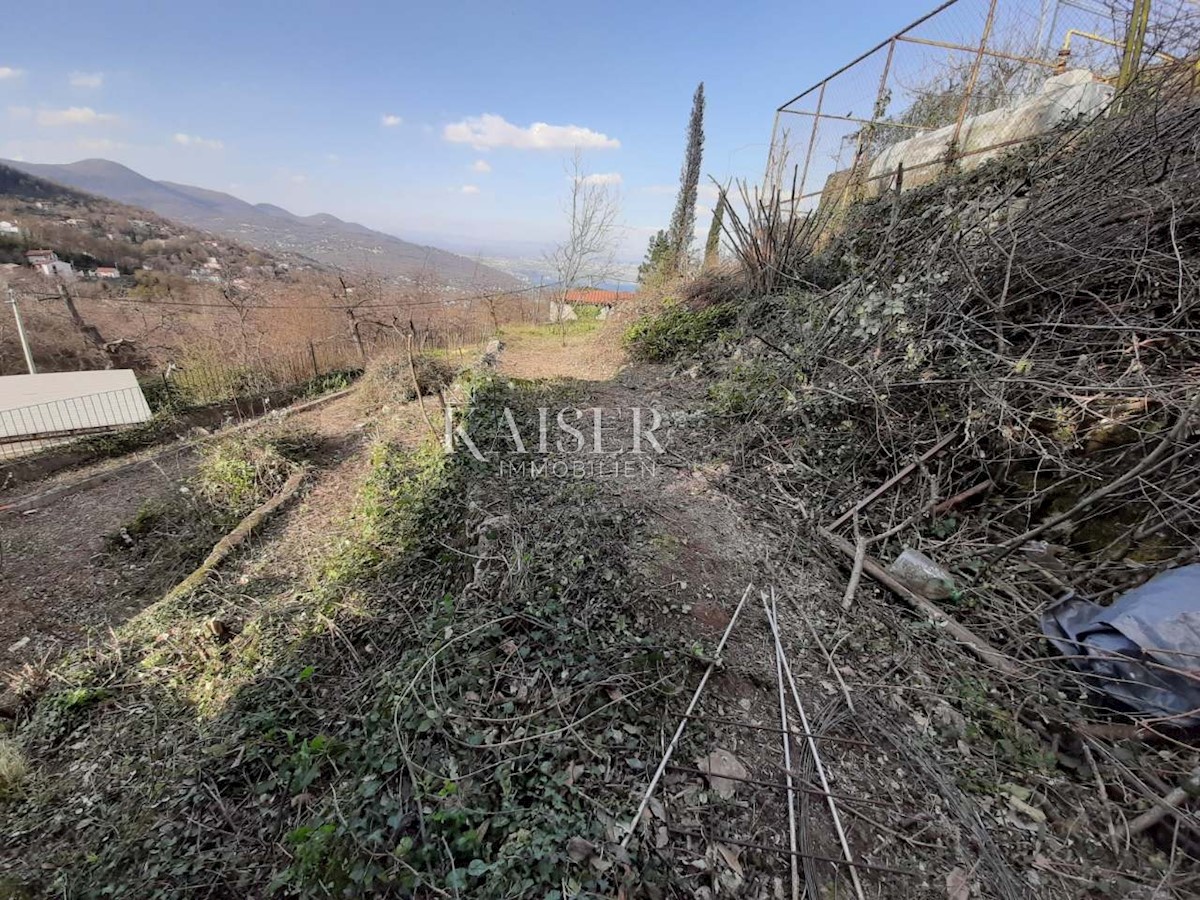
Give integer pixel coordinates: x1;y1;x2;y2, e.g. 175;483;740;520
506;341;1028;895
497;319;626;380
0;391;372;676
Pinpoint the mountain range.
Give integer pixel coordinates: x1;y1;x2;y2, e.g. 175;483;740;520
0;158;520;291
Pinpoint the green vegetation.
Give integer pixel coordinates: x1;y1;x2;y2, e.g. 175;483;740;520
194;428;315;515
665;82;705;274
624;300;736;362
0;739;26;797
0;377;694;897
637;229;671;284
98;426;317;602
501;317;601;340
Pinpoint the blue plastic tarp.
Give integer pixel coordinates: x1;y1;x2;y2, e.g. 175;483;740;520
1041;565;1200;727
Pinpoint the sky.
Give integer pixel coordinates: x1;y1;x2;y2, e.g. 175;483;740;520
1;0;948;262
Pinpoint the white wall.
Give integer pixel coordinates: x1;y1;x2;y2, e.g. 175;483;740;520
866;70;1115;195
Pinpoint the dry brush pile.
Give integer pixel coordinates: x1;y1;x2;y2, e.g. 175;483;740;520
630;74;1200;887
725;81;1200;639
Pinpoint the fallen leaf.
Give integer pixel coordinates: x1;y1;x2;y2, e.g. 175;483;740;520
566;836;595;863
714;842;743;877
694;748;748;799
946;866;970;900
1003;792;1046;825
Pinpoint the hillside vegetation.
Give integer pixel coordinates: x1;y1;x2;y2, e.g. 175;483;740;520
2;62;1199;900
0;164;297;279
0;166;522;377
2;158;521;291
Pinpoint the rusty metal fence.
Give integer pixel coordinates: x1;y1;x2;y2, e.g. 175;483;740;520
765;0;1198;214
0;322;494;462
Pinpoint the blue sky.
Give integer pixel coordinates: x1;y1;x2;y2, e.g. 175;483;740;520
1;0;943;260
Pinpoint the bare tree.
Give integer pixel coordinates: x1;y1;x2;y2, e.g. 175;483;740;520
214;277;262;360
546;150;621;343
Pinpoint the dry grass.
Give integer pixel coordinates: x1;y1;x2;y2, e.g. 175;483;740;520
0;737;27;795
356;350;457;412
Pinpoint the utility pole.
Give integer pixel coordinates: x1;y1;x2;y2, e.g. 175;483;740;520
6;287;37;374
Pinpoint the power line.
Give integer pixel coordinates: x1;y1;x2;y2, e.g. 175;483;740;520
28;279;564;312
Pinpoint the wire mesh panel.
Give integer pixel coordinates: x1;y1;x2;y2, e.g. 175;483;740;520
768;0;1195;213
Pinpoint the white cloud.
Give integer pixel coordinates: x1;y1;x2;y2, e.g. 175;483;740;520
7;106;31;120
471;159;492;173
381;113;403;127
290;174;309;185
460;184;480;195
576;172;622;186
69;72;103;89
36;106;118;126
172;132;224;150
0;67;24;81
443;114;619;151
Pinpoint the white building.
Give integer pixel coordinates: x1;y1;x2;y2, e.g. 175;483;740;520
0;220;20;235
26;249;76;280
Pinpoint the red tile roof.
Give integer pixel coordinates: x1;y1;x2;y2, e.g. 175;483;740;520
563;288;636;306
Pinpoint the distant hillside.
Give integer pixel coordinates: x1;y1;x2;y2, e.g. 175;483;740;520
0;163;302;281
1;159;521;291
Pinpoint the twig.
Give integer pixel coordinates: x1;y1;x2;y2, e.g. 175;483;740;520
932;479;993;515
844;518;864;609
1129;765;1200;836
765;590;866;900
829;431;957;531
803;617;856;715
405;332;439;441
619;583;754;849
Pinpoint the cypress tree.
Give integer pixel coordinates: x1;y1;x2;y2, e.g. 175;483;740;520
667;82;705;274
703;191;724;270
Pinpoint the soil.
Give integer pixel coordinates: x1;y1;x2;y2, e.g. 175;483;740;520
0;390;387;677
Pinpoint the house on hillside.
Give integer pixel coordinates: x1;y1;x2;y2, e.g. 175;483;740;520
548;287;638;322
25;249;76;280
95;266;121;279
0;220;20;235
